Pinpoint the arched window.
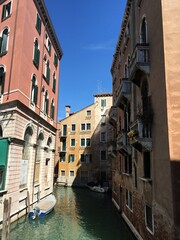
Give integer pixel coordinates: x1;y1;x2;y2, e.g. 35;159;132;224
44;91;49;115
33;39;40;68
21;126;33;187
0;28;8;54
0;67;5;95
52;72;56;92
140;17;147;44
45;60;50;83
35;132;44;183
31;75;38;105
124;63;128;78
50;99;55;120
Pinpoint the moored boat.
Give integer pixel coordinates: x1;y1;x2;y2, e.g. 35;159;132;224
28;194;56;219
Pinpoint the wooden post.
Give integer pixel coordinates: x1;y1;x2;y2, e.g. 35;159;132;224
26;190;30;215
7;197;11;240
2;199;8;240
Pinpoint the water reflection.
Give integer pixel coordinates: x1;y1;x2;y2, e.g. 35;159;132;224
8;187;136;240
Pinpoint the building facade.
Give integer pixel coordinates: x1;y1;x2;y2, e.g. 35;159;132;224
56;93;113;187
110;0;180;239
0;0;62;223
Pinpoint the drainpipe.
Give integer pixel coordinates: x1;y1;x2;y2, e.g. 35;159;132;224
31;21;47;205
7;0;20;99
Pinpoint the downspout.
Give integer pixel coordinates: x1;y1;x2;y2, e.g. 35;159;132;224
7;0;20;99
31;21;47;205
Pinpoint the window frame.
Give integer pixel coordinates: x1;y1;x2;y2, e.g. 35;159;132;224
1;1;11;21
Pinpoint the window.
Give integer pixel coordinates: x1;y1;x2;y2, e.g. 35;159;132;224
44;60;50;83
21;127;33;188
45;34;51;54
101;115;106;125
81;138;85;147
80;154;91;163
81;138;90;147
62;139;66;151
44;91;49;115
31;75;38;105
100;132;106;142
86;138;90;146
70;139;75;147
54;53;58;68
61;170;65;176
62;125;67;136
60;153;65;162
36;13;41;34
124;156;132;174
52;73;56;92
50;99;55;120
101;150;106;161
71;124;76;131
81;123;91;131
0;28;9;55
81;124;85;131
70;170;74;177
140;17;147;44
87;110;91;116
33;39;40;68
143;152;151;178
35;133;44;183
126;190;133;210
0;67;5;95
2;2;11;21
101;99;106;107
124;63;129;78
145;205;154;233
69;154;75;162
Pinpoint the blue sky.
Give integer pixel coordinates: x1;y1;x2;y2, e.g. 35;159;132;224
44;0;126;120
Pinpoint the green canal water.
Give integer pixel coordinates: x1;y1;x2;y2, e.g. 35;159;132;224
8;186;136;240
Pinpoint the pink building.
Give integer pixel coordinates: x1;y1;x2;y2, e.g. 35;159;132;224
0;0;62;224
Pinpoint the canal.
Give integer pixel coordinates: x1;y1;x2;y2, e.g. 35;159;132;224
9;186;136;240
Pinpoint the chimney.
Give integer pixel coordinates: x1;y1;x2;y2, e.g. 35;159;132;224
65;105;71;117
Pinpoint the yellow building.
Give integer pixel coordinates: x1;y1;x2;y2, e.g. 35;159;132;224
110;0;180;239
56;93;113;187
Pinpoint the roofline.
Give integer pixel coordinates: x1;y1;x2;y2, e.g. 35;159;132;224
93;92;112;97
111;0;132;73
58;103;94;122
34;0;63;60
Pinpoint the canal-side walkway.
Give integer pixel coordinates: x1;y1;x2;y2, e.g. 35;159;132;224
5;186;137;240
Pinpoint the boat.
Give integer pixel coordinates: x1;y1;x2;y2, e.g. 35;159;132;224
88;185;109;193
28;194;56;219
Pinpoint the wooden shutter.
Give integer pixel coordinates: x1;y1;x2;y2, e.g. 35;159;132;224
34;85;38;105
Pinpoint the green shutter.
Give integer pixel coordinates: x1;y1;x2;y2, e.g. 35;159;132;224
0;139;9;190
2;5;6;21
34;85;38;105
53;78;56;92
0;37;2;53
46;66;50;83
0;72;6;94
46;98;49;114
36;14;41;34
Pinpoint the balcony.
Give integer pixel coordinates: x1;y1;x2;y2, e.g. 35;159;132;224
108;141;117;158
116;130;131;156
129;44;150;86
115;78;131;108
108;106;117;127
59;131;67;139
128;119;152;152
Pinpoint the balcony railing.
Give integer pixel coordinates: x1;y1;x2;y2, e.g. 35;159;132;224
115;78;131;108
116;130;131;156
108;141;117;158
59;131;67;138
129;43;150;85
108;106;117;126
128;119;152;152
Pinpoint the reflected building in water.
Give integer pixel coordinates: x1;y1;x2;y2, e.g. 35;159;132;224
56;93;113;188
